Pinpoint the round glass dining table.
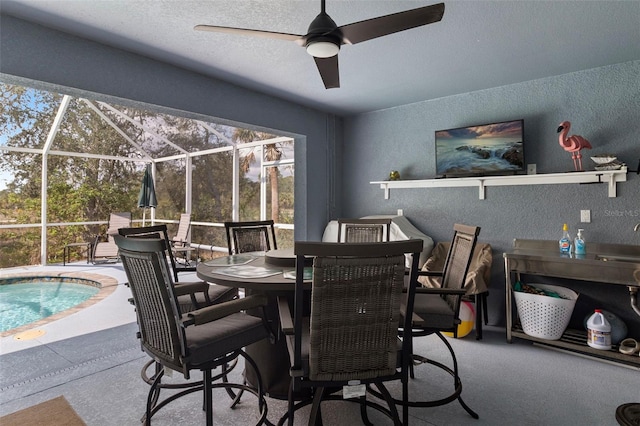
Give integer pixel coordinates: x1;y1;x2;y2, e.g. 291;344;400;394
196;249;306;291
196;249;309;400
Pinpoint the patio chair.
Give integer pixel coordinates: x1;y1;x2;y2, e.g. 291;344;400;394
119;224;240;409
224;220;277;254
419;241;492;340
119;224;237;312
395;223;481;419
277;239;423;425
336;217;392;242
114;235;270;425
170;213;196;266
90;212;131;263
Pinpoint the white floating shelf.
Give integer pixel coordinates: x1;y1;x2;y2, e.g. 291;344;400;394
371;167;628;200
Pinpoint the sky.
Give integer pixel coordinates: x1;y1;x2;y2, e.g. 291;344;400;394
0;172;8;190
0;134;9;190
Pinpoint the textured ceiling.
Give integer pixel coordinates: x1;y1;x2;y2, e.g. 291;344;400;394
1;0;639;116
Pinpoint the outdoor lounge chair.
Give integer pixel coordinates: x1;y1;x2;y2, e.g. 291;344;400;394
90;212;131;263
170;213;196;266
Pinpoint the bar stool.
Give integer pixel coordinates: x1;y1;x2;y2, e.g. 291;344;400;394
418;241;492;340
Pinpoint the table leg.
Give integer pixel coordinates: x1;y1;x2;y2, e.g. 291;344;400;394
505;257;513;343
474;293;483;340
244;293;292;400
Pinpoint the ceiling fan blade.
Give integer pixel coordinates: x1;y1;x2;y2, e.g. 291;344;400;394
337;2;445;45
314;56;340;89
195;25;304;43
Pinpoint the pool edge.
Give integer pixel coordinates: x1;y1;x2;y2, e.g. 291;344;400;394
0;272;119;338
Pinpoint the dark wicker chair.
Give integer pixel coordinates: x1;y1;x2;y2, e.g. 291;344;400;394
419;241;492;340
278;239;424;425
114;235;270;425
119;224;237;313
396;223;481;419
119;225;241;409
336;218;392;243
224;220;277;254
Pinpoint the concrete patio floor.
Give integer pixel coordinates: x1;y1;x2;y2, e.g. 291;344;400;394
1;262;638;425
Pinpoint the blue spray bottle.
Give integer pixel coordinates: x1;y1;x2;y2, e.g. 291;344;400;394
559;223;572;254
574;228;586;255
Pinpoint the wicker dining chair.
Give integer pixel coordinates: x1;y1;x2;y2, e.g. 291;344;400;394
119;224;237;313
278;239;423;426
396;223;481;419
114;235;270;426
224;220;277;254
336;218;392;243
119;225;242;409
419;241;492;340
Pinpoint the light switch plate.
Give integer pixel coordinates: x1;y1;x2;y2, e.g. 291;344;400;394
580;210;591;223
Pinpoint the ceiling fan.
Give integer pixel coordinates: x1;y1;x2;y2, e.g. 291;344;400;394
195;1;445;89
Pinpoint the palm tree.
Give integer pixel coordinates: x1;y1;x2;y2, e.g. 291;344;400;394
232;129;282;222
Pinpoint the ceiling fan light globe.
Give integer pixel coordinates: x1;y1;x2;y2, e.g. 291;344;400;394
306;41;339;58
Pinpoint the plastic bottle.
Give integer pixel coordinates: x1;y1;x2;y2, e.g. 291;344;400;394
574;229;586;255
587;309;612;350
559;223;572;254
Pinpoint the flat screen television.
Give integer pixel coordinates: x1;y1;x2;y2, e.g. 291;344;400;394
435;119;525;177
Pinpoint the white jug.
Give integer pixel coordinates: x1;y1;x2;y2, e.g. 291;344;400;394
586;309;611;350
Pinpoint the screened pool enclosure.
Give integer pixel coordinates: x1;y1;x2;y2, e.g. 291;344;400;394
0;82;295;267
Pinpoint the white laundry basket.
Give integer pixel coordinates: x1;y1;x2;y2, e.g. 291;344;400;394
513;284;579;340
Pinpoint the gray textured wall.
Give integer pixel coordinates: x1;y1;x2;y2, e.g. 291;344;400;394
342;61;640;330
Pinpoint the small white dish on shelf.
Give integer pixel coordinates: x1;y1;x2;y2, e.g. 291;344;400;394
594;159;624;171
591;155;617;165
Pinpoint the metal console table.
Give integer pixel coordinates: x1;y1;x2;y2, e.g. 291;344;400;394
504;239;640;368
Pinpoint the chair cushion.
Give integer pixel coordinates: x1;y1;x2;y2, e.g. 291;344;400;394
93;242;119;258
185;312;267;367
176;283;237;313
411;293;456;329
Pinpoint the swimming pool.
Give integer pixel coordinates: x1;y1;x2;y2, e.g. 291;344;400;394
0;276;101;333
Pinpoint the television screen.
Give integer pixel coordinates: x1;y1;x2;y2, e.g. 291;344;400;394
435;119;525;177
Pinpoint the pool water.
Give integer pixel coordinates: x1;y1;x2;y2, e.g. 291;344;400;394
0;281;100;332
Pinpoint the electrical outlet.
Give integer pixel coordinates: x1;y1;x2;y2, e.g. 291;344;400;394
397;209;404;216
580;210;591;223
527;164;536;174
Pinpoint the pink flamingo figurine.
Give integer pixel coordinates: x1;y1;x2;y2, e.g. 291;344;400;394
557;121;592;171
